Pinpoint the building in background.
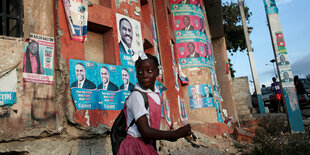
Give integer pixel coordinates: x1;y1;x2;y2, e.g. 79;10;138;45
0;0;237;153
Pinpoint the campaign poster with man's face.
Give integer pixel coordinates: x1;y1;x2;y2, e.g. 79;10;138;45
280;69;294;87
23;33;55;84
97;64;122;110
188;85;203;109
174;15;203;32
277;52;290;68
69;59;98;110
118;66;136;105
116;13;143;67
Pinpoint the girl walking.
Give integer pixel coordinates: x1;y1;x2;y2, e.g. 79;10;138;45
118;53;192;155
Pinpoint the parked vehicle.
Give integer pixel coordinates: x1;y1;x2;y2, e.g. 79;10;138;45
251;86;277;112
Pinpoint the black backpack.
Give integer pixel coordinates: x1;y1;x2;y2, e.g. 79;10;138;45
111;89;149;155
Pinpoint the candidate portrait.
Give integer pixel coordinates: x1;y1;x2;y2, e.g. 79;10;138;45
186;42;200;58
97;66;118;91
203;86;213;98
120;68;135;91
118;18;134;55
181;16;194;31
70;63;96;89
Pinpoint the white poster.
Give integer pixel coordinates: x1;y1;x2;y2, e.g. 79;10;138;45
116;13;144;67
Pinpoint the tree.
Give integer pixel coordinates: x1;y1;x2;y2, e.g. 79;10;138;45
222;1;252;54
228;58;236;78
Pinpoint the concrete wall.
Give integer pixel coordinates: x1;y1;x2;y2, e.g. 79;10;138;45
213;37;238;122
232;76;253;121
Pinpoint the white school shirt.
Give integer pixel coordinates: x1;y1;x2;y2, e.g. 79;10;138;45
126;83;161;138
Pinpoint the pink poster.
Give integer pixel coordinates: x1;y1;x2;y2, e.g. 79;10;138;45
174;15;204;32
176;42;206;58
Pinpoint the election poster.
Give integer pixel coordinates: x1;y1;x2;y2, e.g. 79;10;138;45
23;33;55;85
116;13;143;67
188;84;214;109
263;0;278;15
170;0;203;15
119;66;136;105
280;69;294;87
69;59;98;110
63;0;88;42
178;96;188;122
98;65;136;110
275;32;286;53
97;64;122;110
0;69;17;107
173;15;205;32
277;52;290;69
215;99;224;123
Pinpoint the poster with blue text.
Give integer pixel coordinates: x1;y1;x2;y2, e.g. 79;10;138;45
0;69;17;107
23;33;54;84
69;59;98;110
97;64;122;110
116;13;143;67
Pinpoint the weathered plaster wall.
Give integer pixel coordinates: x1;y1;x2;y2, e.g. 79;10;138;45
213;37;238;122
232;76;253;121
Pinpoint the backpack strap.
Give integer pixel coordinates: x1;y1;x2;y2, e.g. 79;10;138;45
126;89;149;129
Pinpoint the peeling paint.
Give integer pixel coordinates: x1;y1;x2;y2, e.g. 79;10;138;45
85;110;90;126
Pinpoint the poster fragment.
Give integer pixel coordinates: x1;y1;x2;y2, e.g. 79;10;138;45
63;0;88;42
0;69;17;106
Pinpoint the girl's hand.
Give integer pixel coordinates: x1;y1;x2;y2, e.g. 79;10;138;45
168;124;192;141
176;124;192;138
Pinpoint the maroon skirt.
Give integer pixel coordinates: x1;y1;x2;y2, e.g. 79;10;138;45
117;134;158;155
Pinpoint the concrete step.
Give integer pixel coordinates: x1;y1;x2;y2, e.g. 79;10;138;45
238;109;252;116
237;104;250;111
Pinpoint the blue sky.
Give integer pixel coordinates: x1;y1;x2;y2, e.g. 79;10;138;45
222;0;310;93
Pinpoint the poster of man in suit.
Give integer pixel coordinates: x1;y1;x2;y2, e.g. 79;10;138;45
280;69;294;87
97;66;118;91
277;52;290;68
69;59;98;110
120;68;135;91
116;13;143;67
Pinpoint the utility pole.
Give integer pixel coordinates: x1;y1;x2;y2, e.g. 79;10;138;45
263;0;304;132
238;0;265;113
